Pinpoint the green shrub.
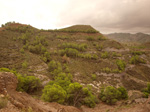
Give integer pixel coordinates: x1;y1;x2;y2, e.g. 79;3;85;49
42;84;67;104
87;36;94;41
129;55;146;64
20;48;25;54
96;44;103;51
56;35;69;40
116;59;126;71
99;86;128;105
59;43;87;52
48;60;61;72
117;87;128;99
59;48;79;57
67;82;97;107
53;72;72;90
16;74;41;93
102;67;111;74
42;52;51;62
142;83;150;98
101;52;109;59
22;61;28;69
131;51;144;55
92;54;98;60
97;35;106;40
91;74;96;80
112;52;122;57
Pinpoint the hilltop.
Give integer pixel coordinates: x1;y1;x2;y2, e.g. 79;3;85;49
0;22;150;112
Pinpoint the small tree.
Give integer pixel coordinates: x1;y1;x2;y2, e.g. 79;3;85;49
67;82;96;107
48;60;58;72
116;59;126;71
42;84;67;104
16;74;41;93
99;86;128;105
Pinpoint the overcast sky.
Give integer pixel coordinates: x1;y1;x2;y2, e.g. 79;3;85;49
0;0;150;34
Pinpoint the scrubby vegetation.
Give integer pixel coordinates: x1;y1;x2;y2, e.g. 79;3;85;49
0;97;8;109
99;86;128;105
129;55;146;64
1;22;150;110
116;59;126;71
43;60;97;107
142;83;150;98
0;68;41;93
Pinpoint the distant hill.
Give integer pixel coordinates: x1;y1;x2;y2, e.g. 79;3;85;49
105;33;150;44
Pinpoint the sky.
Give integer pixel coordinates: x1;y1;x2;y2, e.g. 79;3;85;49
0;0;150;34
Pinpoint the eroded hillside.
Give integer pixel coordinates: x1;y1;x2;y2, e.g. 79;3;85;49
0;22;150;112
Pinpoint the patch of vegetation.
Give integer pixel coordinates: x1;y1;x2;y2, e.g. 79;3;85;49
59;43;87;52
87;36;95;41
131;51;144;55
101;67;121;74
96;44;103;51
101;52;109;59
0;97;8;109
0;68;41;93
59;48;79;57
43;60;97;107
22;61;28;69
56;35;69;40
99;86;128;105
67;82;97;107
112;52;122;57
91;74;96;80
41;52;51;63
116;59;126;71
129;55;146;64
97;35;107;40
142;82;150;98
42;84;67;104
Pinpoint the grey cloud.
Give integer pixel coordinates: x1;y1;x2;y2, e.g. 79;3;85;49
56;0;150;33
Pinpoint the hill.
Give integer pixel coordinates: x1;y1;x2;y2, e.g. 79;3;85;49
0;22;150;112
105;32;150;44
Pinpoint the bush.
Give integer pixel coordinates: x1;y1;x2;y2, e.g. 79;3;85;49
142;83;150;98
131;51;144;55
20;48;25;54
87;36;94;41
42;52;51;62
0;97;8;109
99;86;128;105
116;59;126;71
67;82;96;107
91;74;96;80
59;48;79;57
48;60;58;72
129;55;146;64
97;35;106;40
17;74;41;93
92;54;98;60
101;52;109;59
22;61;28;69
59;43;87;52
102;67;112;74
42;84;67;104
96;44;103;51
117;87;128;99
